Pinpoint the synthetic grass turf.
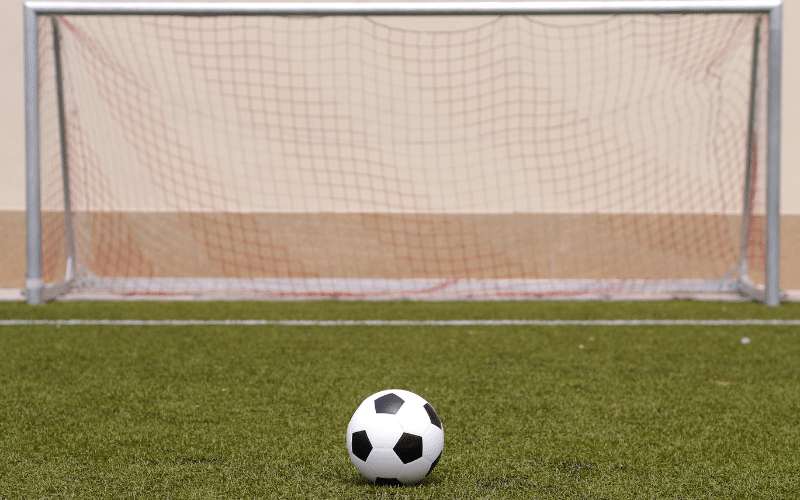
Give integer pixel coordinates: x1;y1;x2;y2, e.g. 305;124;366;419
3;299;800;321
0;301;798;498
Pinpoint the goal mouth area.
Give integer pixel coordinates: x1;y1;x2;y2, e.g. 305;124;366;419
24;1;783;304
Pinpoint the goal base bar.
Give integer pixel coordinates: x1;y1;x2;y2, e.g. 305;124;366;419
53;277;762;301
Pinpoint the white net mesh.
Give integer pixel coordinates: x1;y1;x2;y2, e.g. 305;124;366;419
37;12;768;299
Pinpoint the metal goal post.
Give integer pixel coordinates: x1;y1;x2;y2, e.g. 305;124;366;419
23;1;783;304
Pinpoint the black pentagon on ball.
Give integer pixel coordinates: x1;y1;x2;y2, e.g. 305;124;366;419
374;393;405;414
424;403;442;429
375;477;403;486
393;432;424;464
351;430;373;461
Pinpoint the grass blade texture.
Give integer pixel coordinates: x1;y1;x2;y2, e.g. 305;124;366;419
1;301;798;498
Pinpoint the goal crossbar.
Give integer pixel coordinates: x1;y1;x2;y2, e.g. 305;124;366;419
23;1;784;16
23;1;784;304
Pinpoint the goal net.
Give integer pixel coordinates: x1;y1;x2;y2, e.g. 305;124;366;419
27;2;780;301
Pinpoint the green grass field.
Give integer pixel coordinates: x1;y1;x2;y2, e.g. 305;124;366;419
1;300;799;499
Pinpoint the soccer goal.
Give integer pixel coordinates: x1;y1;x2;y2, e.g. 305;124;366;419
24;1;783;304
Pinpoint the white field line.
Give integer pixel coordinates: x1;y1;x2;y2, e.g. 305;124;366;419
1;319;799;327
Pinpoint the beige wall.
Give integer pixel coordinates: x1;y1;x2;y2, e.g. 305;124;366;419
1;0;798;290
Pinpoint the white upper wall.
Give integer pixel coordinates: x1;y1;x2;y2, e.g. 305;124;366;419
2;0;798;214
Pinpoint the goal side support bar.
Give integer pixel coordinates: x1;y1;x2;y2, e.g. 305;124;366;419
764;2;783;306
24;7;76;305
23;5;43;305
22;1;784;304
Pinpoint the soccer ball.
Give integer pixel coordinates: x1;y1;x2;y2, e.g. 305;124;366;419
346;389;444;486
